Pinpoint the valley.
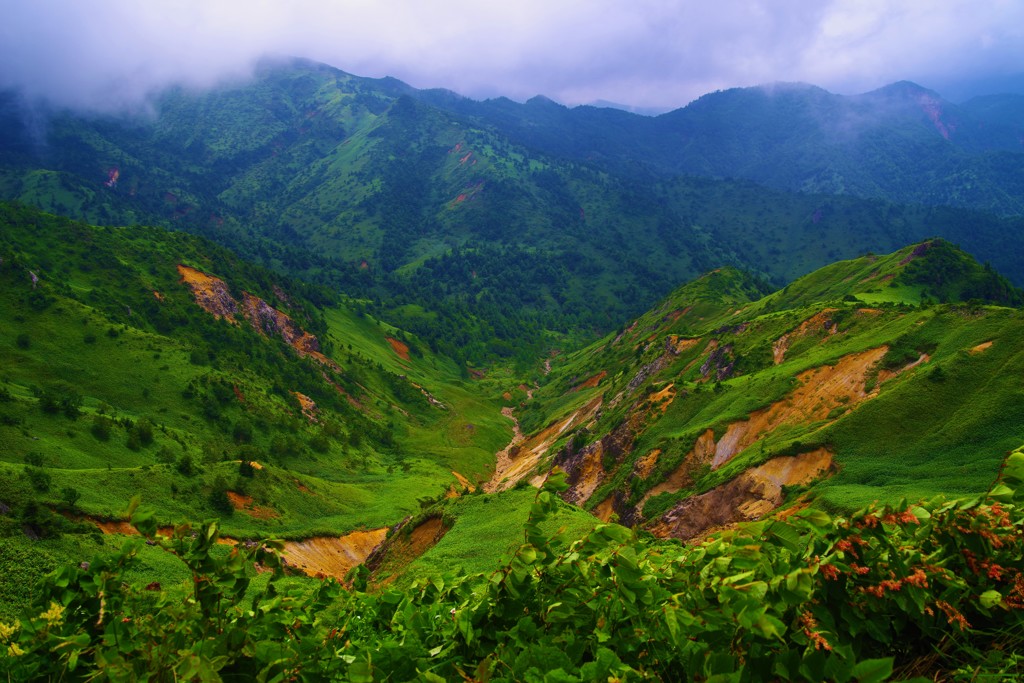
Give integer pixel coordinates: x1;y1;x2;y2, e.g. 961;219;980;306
1;59;1024;680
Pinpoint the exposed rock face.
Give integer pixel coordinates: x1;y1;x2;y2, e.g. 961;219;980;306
647;449;834;541
177;265;238;320
178;264;326;360
240;292;321;354
700;343;735;381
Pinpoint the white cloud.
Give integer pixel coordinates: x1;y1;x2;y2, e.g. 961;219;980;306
2;0;1022;112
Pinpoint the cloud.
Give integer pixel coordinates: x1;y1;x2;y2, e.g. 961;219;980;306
2;0;1023;112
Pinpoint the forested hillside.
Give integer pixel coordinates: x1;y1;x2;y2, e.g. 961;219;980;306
3;59;1024;366
2;58;1024;681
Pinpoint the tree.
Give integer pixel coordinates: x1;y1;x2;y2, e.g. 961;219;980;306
208;476;233;514
61;486;82;510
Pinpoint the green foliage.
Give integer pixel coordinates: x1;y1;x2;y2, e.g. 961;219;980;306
5;463;1024;680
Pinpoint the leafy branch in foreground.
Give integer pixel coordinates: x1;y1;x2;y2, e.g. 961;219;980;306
4;454;1024;681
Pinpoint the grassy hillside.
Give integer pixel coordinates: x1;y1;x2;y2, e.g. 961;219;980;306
0;203;515;616
3;60;1024;366
502;240;1024;538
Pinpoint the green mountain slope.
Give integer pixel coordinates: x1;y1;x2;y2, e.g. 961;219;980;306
429;80;1024;216
0;202;518;612
2;207;1024;680
3;59;1024;364
499;241;1024;538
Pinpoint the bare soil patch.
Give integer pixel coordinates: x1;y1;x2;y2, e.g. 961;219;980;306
969;341;993;354
281;528;388;581
648;449;834;541
386;337;410;360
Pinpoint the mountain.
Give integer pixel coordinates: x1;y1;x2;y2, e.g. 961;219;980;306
495;240;1024;539
426;79;1024;216
0;202;521;613
2;59;1024;366
3;211;1024;679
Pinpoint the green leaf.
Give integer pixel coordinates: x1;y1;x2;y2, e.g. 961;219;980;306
347;659;374;683
767;521;804;552
988;483;1015;503
124;495;141;520
980;589;1003;610
851;657;894;683
543;468;569;492
517;545;538;565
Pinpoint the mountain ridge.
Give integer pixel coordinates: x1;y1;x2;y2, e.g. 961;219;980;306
3;58;1024;367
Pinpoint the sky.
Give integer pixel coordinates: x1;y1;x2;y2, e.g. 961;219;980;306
2;0;1023;113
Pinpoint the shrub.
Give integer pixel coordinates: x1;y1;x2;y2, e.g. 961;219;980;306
90;415;113;441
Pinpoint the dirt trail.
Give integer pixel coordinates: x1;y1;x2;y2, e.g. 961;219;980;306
281;528;388;581
483;407;526;493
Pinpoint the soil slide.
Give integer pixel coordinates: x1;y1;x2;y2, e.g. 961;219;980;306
648;449;834;541
637;345;919;518
386;337;410;360
639;429;717;509
451;470;476;493
572;371;607;392
281;528;388;581
226;491;279;519
483;407;526;493
969;341;993;354
365;516;450;586
485;396;603;493
710;346;887;470
772;309;838;365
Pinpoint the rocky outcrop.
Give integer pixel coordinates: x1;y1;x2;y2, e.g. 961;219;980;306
177;265;238;320
240;292;320;354
178;264;331;365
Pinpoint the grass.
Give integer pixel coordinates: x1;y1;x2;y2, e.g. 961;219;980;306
377;487;602;585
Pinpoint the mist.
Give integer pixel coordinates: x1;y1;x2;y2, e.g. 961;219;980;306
3;0;1023;113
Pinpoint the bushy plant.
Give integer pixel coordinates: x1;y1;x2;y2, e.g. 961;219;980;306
5;454;1024;681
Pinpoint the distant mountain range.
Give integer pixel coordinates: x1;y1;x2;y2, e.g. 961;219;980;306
4;60;1024;679
2;57;1023;362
